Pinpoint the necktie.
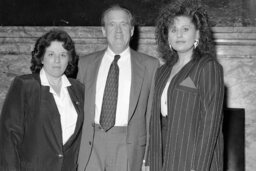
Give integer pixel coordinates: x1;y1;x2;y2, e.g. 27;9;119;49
100;55;120;131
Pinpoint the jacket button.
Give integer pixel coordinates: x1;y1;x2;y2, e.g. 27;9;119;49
89;141;92;145
58;154;63;158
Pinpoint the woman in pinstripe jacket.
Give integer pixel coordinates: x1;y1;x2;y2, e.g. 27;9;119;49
148;1;224;171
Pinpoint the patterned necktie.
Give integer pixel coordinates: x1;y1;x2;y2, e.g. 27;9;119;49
100;55;120;131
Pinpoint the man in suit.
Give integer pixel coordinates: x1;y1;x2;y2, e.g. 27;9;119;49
77;5;159;171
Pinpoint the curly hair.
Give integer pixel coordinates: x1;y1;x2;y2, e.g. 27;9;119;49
30;29;79;78
155;1;215;64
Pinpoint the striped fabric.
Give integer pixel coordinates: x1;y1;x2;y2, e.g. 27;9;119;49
149;56;224;171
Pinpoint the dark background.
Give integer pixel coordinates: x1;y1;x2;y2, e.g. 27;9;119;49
0;0;162;26
0;0;256;26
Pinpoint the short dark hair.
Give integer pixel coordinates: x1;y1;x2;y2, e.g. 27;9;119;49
30;29;79;78
101;4;135;26
155;1;215;64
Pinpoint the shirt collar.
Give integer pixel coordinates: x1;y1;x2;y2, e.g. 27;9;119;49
40;68;71;88
105;47;130;61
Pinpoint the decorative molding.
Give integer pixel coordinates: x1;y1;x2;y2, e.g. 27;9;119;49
1;27;256;58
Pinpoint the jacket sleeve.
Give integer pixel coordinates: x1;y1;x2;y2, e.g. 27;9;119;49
0;77;26;170
194;61;224;171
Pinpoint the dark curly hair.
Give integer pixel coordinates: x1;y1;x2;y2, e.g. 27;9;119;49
30;29;79;78
155;1;215;65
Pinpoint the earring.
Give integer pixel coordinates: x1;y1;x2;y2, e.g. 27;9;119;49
194;40;199;49
169;44;173;50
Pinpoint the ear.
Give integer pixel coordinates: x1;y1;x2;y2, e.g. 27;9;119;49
101;26;106;37
130;26;134;37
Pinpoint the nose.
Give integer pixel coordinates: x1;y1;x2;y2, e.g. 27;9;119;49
177;30;183;38
54;55;61;63
116;24;122;33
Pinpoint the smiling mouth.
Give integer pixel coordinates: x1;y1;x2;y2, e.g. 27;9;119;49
176;41;186;43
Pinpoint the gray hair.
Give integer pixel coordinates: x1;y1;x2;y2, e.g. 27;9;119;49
101;5;135;26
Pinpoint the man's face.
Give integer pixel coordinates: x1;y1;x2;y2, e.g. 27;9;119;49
102;9;134;54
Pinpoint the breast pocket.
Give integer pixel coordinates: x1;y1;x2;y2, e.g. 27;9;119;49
174;85;200;117
175;85;198;94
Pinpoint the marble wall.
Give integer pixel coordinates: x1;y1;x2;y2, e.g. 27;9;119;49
0;26;256;170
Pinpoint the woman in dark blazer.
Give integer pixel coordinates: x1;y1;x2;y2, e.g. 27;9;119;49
0;29;84;171
148;2;224;171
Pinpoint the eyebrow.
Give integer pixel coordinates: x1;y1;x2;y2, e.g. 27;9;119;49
182;25;193;27
45;50;67;53
170;24;193;28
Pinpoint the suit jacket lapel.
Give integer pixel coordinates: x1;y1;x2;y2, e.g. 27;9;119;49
86;51;105;123
128;50;145;121
170;59;197;87
41;86;63;146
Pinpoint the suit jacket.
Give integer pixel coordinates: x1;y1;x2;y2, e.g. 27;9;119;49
77;49;159;171
0;74;84;171
149;56;224;171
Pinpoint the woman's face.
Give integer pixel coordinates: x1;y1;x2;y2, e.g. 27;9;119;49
168;16;199;55
42;41;69;79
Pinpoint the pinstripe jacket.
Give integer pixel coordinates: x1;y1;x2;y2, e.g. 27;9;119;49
149;56;224;171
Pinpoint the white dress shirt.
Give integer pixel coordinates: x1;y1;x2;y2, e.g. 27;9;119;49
95;47;131;126
161;79;171;117
40;68;78;144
